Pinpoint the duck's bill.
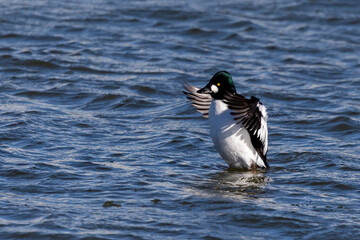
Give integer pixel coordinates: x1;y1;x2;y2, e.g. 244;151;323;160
197;84;212;94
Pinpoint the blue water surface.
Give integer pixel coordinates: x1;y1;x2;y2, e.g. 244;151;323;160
1;0;360;239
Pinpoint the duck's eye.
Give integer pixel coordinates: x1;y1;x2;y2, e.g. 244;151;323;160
217;83;220;87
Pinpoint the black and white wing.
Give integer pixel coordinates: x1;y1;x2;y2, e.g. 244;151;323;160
183;83;213;118
224;92;269;167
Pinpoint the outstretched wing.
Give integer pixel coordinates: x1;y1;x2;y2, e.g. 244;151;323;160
224;92;269;167
183;83;213;118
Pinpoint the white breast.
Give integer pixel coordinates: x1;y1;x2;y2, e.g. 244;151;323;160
208;100;266;169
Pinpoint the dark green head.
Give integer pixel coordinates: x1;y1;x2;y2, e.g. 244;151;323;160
197;71;236;99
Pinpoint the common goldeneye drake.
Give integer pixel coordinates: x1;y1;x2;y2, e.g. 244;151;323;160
183;71;269;170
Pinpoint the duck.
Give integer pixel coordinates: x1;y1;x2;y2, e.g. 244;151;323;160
183;71;269;170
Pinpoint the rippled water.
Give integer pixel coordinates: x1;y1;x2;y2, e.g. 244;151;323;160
1;0;360;239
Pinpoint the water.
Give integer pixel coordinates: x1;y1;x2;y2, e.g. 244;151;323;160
1;0;360;239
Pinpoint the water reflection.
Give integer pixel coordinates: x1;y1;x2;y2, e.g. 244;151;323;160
210;169;268;200
186;168;268;201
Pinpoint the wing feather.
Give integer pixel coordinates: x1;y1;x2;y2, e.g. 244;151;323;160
183;83;213;118
224;92;269;167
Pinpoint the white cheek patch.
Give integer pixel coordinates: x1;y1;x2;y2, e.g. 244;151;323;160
211;85;219;93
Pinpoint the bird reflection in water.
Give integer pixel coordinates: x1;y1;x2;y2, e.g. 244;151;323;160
210;169;268;200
